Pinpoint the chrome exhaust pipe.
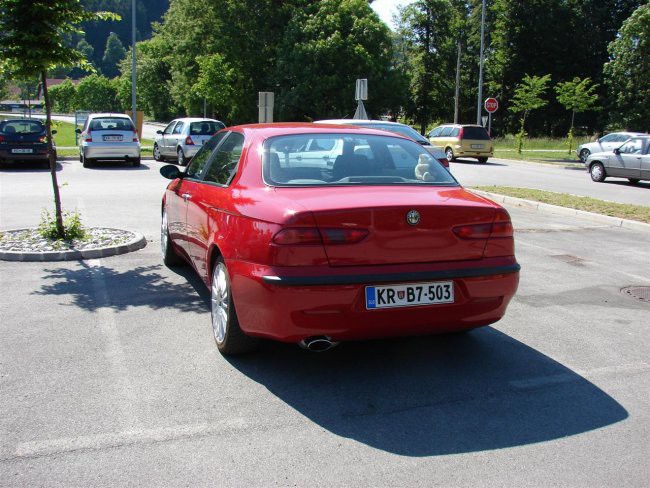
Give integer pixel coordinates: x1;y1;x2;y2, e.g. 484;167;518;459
299;336;339;352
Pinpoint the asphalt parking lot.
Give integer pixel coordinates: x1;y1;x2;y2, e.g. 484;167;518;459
1;160;649;486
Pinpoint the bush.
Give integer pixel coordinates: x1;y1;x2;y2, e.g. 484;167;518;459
38;209;86;241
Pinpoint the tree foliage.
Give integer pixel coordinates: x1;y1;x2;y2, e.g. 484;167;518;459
75;73;120;111
508;74;551;153
603;3;650;131
102;32;126;77
48;79;77;113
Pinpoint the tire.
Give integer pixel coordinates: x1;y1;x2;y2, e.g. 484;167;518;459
477;157;488;164
132;157;141;167
579;149;590;164
628;178;640;185
589;162;606;182
161;208;183;266
82;154;94;168
177;148;186;166
445;147;455;162
211;257;259;355
153;143;163;162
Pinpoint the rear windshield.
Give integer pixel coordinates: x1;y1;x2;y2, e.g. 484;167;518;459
462;126;490;140
89;117;134;131
263;134;458;187
189;121;225;135
0;120;44;134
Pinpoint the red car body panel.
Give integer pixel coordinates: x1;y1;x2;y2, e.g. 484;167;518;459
163;123;519;343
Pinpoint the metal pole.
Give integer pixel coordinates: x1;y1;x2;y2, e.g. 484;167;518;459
131;0;136;126
476;0;486;125
488;112;492;136
454;41;461;124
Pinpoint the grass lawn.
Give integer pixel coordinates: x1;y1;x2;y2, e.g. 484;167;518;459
492;136;591;165
473;185;650;223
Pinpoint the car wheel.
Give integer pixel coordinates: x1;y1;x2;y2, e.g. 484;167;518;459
153;143;163;162
589;162;606;182
445;147;455;162
161;209;182;266
477;157;488;164
211;257;259;355
177;148;186;166
132;157;141;167
628;178;640;185
579;149;590;163
82;154;94;168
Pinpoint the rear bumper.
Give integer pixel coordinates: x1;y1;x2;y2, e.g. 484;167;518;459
0;147;50;162
82;142;140;160
229;257;520;343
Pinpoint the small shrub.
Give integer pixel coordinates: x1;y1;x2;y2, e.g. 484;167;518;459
38;209;86;241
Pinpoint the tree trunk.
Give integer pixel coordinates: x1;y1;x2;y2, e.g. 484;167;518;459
40;71;65;238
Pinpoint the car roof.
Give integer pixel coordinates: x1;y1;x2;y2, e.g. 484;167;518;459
88;113;133;119
171;117;223;123
317;119;405;126
224;122;412;140
0;118;43;123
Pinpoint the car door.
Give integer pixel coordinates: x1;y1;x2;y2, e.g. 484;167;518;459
166;132;226;259
169;121;185;156
640;140;650;180
160;120;177;156
186;131;245;282
610;138;643;178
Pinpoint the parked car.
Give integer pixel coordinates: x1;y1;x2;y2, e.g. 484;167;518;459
577;132;645;163
76;113;140;167
317;119;450;168
153;118;225;165
586;135;650;184
428;124;493;163
159;123;520;355
0;118;56;167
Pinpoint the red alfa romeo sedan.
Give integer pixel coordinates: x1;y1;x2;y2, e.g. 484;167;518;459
160;123;519;354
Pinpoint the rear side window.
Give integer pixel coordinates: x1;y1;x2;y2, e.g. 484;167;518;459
1;120;45;134
172;122;185;134
186;132;227;179
189;121;225;135
462;126;490;140
89;117;134;131
449;127;460;137
429;127;443;137
439;127;454;137
203;132;245;185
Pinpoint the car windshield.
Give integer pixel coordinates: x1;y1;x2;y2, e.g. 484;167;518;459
462;127;490;140
263;134;458;187
0;120;44;134
351;123;430;144
189;121;225;135
89;117;134;131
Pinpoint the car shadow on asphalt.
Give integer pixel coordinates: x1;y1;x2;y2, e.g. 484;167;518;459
84;162;151;171
452;158;506;166
226;328;627;457
0;161;63;172
604;180;650;189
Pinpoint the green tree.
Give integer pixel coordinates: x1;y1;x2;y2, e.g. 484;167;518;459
48;79;77;113
603;4;650;132
0;0;116;237
508;74;551;153
75;74;120;111
555;77;599;153
102;32;126;77
192;54;235;121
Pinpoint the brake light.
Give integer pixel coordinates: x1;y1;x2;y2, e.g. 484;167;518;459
185;136;194;145
458;127;464;139
439;157;449;168
133;131;139;142
272;227;368;245
453;223;492;239
0;135;4;143
453;209;513;240
85;130;92;142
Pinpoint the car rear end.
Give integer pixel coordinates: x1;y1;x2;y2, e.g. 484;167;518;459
182;120;225;159
456;125;493;160
227;129;519;344
80;115;140;163
0;119;52;166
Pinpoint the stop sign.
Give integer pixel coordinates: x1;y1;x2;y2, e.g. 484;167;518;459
484;98;499;113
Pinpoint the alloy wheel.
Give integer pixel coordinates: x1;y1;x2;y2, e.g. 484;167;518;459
211;263;229;344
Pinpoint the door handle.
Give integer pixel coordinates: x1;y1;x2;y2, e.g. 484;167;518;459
182;192;191;201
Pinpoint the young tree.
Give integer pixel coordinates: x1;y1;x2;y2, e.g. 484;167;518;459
508;74;551;153
0;0;116;238
102;32;126;78
555;77;599;154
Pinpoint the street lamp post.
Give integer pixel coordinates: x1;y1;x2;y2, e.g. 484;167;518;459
131;0;136;128
476;0;486;125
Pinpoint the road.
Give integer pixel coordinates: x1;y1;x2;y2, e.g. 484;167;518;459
0;160;648;486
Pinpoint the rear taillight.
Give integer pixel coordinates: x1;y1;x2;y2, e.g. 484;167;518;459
39;136;47;143
439;157;449;168
85;130;92;142
133;131;139;142
0;135;4;143
453;209;513;240
458;127;464;139
185;136;194;145
272;227;368;245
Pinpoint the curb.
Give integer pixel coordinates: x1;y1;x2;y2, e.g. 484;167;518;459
0;229;148;262
471;190;650;233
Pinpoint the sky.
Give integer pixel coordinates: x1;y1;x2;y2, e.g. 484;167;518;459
370;0;416;29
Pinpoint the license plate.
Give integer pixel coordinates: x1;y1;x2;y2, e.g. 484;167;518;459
103;135;123;141
366;281;454;309
471;144;484;149
11;148;33;154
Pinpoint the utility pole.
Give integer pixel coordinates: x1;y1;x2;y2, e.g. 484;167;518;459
131;0;136;126
476;0;486;125
454;41;461;124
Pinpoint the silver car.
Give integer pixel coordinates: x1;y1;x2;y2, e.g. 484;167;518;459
77;113;141;167
153;118;225;165
577;131;644;163
586;135;650;184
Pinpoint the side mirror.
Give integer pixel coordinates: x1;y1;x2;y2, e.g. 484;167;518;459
613;148;620;155
156;130;163;134
160;164;182;180
75;128;81;134
51;130;57;135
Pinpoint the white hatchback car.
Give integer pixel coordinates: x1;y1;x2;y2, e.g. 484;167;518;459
153;118;225;165
77;113;141;167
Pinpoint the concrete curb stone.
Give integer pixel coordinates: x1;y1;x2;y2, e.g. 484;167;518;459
472;190;650;233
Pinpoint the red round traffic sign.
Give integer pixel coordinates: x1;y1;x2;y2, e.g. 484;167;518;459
484;98;499;113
